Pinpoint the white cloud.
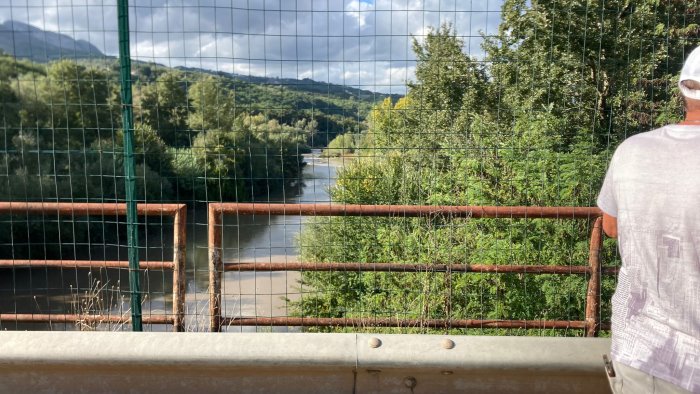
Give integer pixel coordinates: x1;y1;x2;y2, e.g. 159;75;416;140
0;0;502;93
345;0;373;29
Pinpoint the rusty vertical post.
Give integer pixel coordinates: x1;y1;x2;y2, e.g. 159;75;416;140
444;265;452;333
172;205;187;332
208;204;223;332
585;216;603;337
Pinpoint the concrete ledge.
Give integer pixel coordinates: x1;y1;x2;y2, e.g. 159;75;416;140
0;332;611;393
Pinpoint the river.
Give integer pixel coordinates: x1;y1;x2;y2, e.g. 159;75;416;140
182;150;340;331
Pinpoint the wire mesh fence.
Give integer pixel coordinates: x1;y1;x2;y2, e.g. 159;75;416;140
0;0;697;334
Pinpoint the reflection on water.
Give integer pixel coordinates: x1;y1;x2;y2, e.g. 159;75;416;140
0;150;342;331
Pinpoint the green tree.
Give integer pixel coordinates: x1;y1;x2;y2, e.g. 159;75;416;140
484;0;693;146
0;81;21;127
36;61;118;139
409;24;489;115
191;126;249;199
187;76;236;133
138;71;190;146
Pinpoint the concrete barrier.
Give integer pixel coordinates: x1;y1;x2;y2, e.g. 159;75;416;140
0;332;611;393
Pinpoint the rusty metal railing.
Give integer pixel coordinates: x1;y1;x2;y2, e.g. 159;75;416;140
208;203;611;335
0;202;187;332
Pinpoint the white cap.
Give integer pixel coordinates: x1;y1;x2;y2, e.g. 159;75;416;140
679;46;700;100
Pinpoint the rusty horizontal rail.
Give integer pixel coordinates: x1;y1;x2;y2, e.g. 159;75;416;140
222;317;611;331
224;261;619;275
210;203;601;219
0;313;174;325
0;260;174;270
0;202;184;216
221;317;592;330
0;202;187;332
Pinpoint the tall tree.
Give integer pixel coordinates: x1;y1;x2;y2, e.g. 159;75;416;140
187;76;236;133
138;71;189;146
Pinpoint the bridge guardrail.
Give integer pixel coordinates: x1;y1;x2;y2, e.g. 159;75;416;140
208;203;612;335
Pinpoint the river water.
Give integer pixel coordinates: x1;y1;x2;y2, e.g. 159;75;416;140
183;150;340;331
0;150;340;331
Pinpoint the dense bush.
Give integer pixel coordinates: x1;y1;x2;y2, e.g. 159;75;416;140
321;133;357;157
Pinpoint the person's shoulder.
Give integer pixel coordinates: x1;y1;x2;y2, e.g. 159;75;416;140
614;126;668;155
623;126;668;144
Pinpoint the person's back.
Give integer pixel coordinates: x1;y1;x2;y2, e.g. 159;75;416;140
598;48;700;393
599;126;700;392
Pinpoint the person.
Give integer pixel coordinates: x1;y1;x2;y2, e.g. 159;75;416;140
597;47;700;393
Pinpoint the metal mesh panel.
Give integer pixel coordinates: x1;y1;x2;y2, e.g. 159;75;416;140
0;0;697;333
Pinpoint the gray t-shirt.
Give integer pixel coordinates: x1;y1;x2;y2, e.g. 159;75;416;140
597;124;700;392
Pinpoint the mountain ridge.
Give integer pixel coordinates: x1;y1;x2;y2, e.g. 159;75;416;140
0;20;103;61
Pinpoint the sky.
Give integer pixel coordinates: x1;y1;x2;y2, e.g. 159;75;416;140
0;0;503;94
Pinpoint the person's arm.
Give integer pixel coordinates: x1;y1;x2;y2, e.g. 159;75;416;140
603;213;617;238
598;149;619;238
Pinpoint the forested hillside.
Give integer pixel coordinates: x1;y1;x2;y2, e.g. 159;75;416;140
0;52;389;203
295;0;695;334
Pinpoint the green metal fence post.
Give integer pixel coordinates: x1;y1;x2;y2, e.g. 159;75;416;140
117;0;142;331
